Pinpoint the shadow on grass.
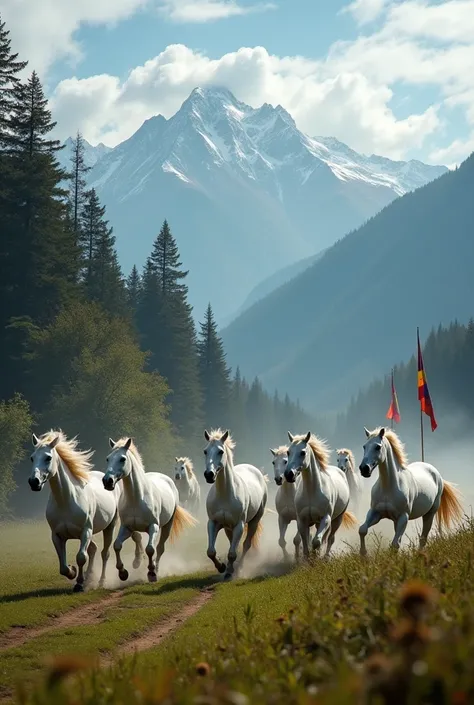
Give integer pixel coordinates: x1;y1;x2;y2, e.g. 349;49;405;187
0;587;71;604
127;573;221;597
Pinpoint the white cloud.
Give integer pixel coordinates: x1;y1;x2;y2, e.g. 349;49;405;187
158;0;276;22
429;133;474;166
340;0;388;25
1;0;152;76
50;43;440;159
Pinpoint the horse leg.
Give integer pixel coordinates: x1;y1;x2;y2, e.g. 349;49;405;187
419;500;441;548
74;525;93;592
51;532;77;581
312;514;331;554
297;517;311;560
359;509;382;556
154;519;173;578
224;520;245;581
391;512;409;550
114;525;133;581
293;530;302;562
278;514;290;560
207;519;226;574
132;531;144;570
84;540;98;585
325;513;344;559
145;523;160;582
98;519;116;588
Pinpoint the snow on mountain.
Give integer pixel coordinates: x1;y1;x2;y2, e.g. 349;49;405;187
59;137;112;171
65;87;447;321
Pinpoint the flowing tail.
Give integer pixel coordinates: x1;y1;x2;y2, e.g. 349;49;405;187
170;504;198;544
437;481;463;531
242;518;264;548
341;510;358;530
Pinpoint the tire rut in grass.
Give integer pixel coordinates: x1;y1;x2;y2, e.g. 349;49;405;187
0;590;124;653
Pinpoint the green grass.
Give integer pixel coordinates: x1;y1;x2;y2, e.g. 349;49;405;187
16;521;474;705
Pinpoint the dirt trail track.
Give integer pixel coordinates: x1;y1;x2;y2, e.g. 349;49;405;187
0;590;124;653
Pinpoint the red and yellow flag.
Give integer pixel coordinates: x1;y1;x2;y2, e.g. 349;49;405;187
386;369;401;423
417;329;437;432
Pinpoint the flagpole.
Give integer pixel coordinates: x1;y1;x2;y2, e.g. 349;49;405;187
417;327;425;462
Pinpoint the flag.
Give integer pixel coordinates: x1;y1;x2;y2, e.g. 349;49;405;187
417;329;437;432
386;369;401;423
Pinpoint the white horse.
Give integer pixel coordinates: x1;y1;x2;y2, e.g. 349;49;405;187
173;457;201;514
28;430;138;592
285;431;357;560
270;446;302;560
204;428;268;580
103;438;196;583
336;448;362;510
358;426;463;554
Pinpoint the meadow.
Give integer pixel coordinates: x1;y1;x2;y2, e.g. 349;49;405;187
1;512;474;705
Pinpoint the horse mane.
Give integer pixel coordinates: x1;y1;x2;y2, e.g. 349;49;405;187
176;456;195;478
369;428;408;468
294;433;330;471
37;430;93;483
114;437;144;469
336;448;355;470
273;445;288;456
207;429;236;465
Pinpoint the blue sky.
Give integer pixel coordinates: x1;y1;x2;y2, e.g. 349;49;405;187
3;0;474;166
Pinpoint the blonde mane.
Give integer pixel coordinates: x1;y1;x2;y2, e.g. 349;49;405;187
207;428;236;464
369;427;408;468
176;456;195;478
273;445;288;456
37;430;93;483
114;437;144;469
336;448;355;470
293;433;331;471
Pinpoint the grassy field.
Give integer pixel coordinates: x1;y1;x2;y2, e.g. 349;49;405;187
2;516;474;705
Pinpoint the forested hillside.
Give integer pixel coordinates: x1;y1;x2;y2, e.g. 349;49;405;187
0;16;315;519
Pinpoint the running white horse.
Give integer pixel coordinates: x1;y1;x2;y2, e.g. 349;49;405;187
173;457;201;514
336;448;362;510
103;438;196;583
204;428;268;580
285;431;357;560
28;430;140;592
270;446;302;560
358;427;463;554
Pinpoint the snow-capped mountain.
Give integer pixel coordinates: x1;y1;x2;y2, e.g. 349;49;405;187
59;137;112;171
65;87;447;321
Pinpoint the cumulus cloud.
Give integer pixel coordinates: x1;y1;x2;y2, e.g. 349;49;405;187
158;0;276;22
49;43;440;159
340;0;388;25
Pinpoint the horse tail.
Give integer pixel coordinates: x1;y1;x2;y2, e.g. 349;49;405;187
341;510;358;530
169;504;198;544
250;518;263;548
437;481;463;531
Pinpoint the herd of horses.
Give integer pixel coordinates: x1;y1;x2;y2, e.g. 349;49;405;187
28;426;464;592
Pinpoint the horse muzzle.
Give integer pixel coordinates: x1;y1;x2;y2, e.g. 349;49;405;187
359;463;373;478
275;477;283;486
175;474;181;481
28;477;43;492
204;470;216;484
284;469;297;483
103;476;116;491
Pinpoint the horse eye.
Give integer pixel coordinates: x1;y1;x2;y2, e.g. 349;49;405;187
30;456;33;462
120;456;126;463
300;450;305;456
284;458;288;464
272;460;275;465
203;449;207;455
218;449;223;455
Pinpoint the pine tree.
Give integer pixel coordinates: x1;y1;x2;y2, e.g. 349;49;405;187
0;14;27;146
126;265;141;320
69;131;91;238
136;258;164;368
141;220;202;441
80;188;126;316
197;303;231;428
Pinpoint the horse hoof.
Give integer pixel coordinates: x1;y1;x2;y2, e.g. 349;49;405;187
133;558;141;570
147;573;157;583
119;569;129;581
68;566;78;580
73;583;84;593
217;564;226;574
223;573;233;581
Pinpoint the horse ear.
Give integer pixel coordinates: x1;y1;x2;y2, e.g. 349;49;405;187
221;430;229;442
269;448;276;457
204;430;210;441
175;456;178;462
364;427;370;438
32;433;39;447
288;431;294;442
379;427;385;438
109;438;115;448
49;435;60;449
304;431;311;443
124;438;132;450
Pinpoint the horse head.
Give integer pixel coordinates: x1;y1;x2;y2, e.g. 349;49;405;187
270;446;290;486
203;429;230;484
285;431;311;483
359;427;386;478
28;433;60;491
103;437;132;490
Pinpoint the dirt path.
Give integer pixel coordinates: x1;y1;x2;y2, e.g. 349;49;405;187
104;587;215;664
0;590;124;653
